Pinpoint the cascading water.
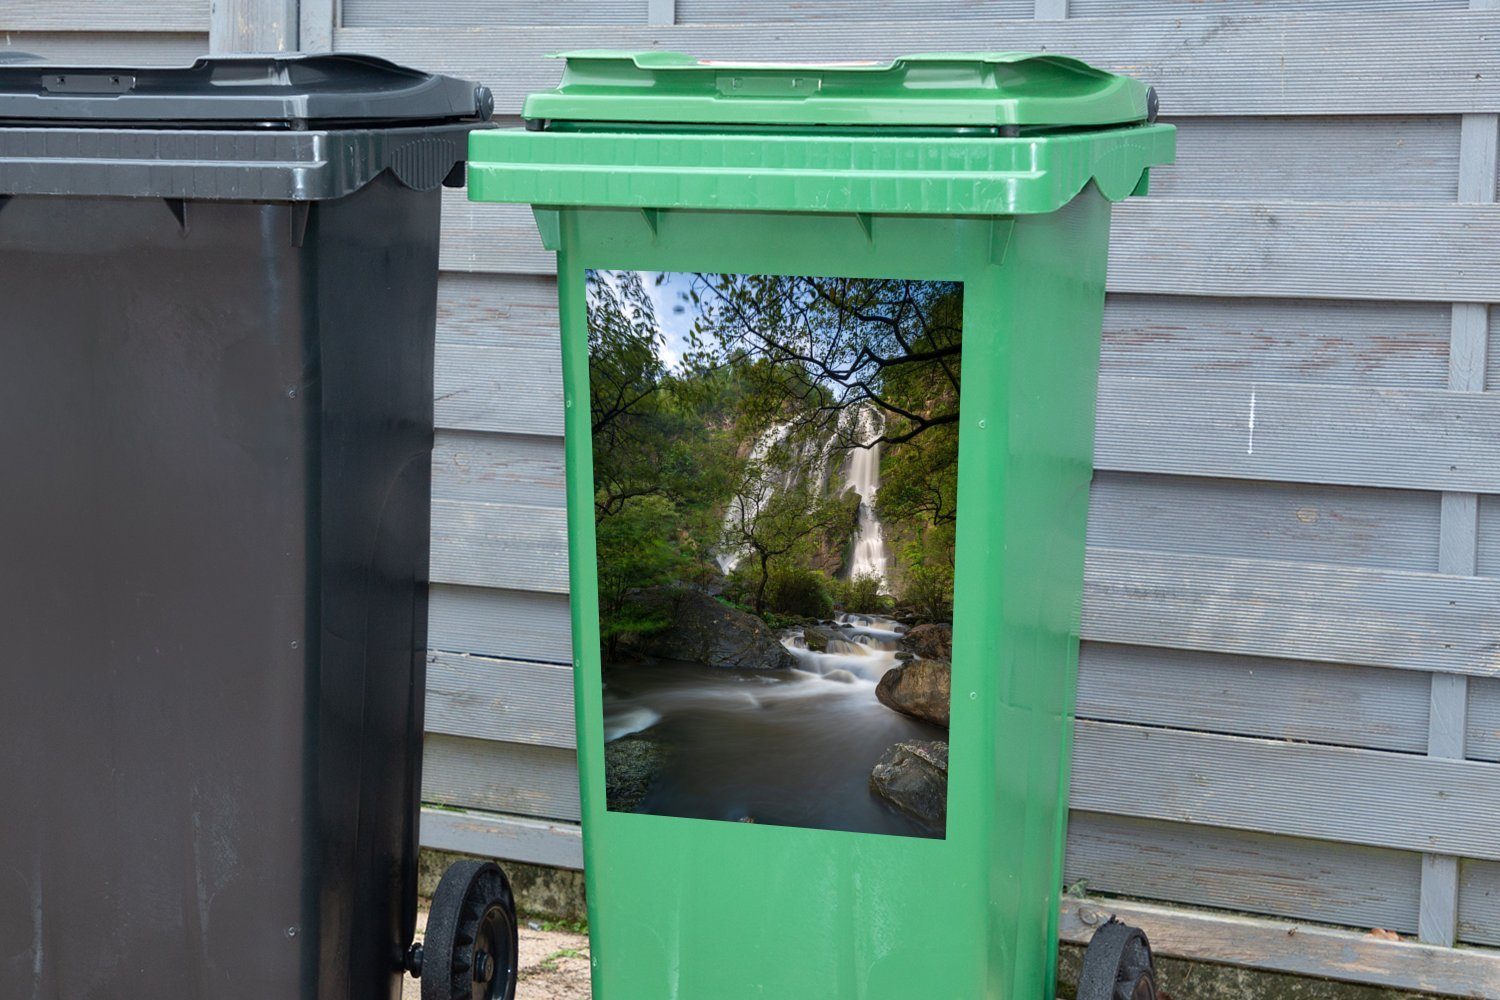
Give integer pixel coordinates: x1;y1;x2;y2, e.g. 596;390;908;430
601;612;940;836
716;421;792;574
843;405;889;588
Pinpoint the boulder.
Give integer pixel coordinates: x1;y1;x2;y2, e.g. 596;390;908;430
605;728;670;813
803;624;840;653
869;740;948;831
901;622;952;661
630;587;796;670
876;658;951;727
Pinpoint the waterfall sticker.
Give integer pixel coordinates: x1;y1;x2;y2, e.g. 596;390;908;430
588;270;960;839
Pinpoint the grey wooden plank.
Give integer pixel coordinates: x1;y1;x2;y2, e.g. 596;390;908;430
1093;377;1500;494
1151;116;1461;202
1100;294;1455;387
333;13;1500;116
1429;674;1471;761
433;430;567;509
1459;859;1500;947
434;280;1457;396
1071;0;1465;13
420;807;583;870
1468;677;1500;763
1480;496;1500;577
1440;493;1482;577
438;195;1500;305
1082;547;1500;678
210;0;296;52
1420;854;1461;946
431;442;1445;572
430;497;569;593
426;652;575;749
429;584;573;664
1088;471;1440;573
341;0;645;26
1065;812;1422;934
1070;720;1500;861
1489;309;1500;391
679;0;1031;21
298;0;335;53
418;632;1432;761
1077;643;1429;753
422;639;1433;756
1450;305;1492;393
439;193;550;276
430;301;1499;495
3;1;208;31
443;277;1467;389
428;523;1500;677
0;31;206;64
422;732;581;821
1417;97;1493;948
1458;113;1500;204
1059;896;1500;999
436;353;560;436
437;270;560;346
1107;199;1500;304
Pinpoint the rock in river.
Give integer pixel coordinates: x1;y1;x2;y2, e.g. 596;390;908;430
875;658;951;727
869;740;948;831
630;587;796;670
900;622;952;661
605;727;671;813
802;624;840;653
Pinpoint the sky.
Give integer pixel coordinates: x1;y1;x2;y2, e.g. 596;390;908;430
640;270;699;372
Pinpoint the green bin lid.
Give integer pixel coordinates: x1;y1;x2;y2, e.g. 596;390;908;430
523;51;1154;129
471;50;1174;217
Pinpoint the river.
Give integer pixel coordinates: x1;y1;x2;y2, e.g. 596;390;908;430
601;614;944;838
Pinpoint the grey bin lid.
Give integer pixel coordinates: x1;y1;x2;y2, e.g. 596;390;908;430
0;53;495;201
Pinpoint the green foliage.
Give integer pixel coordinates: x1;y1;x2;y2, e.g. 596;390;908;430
595;495;686;653
765;566;835;620
587;269;962;658
899;542;955;623
835;572;891;615
722;475;848;614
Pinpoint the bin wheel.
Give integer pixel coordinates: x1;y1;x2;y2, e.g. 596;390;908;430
421;860;518;1000
1078;918;1157;1000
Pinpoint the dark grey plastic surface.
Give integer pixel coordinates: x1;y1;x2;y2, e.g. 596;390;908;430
0;53;492;200
0;51;476;1000
0;54;490;127
1;175;438;1000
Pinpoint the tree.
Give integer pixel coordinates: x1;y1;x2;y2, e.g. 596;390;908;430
722;470;853;615
684;274;963;450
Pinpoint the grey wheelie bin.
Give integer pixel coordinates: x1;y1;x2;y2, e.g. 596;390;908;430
0;54;518;1000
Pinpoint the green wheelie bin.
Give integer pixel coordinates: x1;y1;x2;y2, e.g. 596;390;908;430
468;52;1174;999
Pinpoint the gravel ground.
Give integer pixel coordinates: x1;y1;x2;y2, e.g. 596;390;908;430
401;908;592;1000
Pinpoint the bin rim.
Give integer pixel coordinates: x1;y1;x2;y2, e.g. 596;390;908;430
0;53;492;130
522;50;1153;130
467;121;1176;218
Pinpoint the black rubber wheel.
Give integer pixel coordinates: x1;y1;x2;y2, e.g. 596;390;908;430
421;860;518;1000
1078;918;1157;1000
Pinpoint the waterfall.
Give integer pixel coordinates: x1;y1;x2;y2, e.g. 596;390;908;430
716;421;792;574
716;404;891;589
844;405;889;588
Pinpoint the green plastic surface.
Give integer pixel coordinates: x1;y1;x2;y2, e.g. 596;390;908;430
467;51;1172;1000
524;51;1153;128
469;122;1173;216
